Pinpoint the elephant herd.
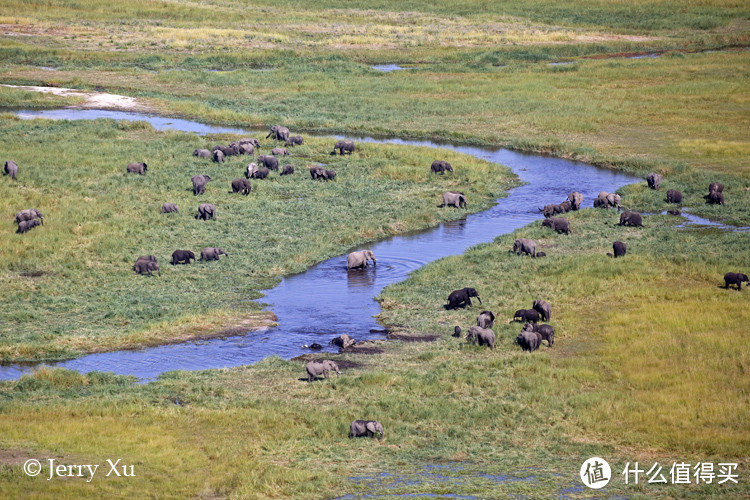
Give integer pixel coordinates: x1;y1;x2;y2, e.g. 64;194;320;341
648;172;726;206
132;248;228;276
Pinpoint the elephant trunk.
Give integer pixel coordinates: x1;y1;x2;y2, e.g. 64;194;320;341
371;258;376;266
476;296;482;304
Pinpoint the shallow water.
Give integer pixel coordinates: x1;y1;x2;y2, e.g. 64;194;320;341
372;64;411;72
1;109;639;381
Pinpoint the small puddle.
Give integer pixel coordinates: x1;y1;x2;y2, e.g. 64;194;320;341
548;61;575;66
372;64;411;72
662;210;750;232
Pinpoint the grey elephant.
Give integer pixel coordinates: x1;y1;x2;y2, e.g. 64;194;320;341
171;250;195;265
246;163;258;179
568;191;584;210
271;147;290;156
309;165;325;179
513;309;539;323
214;144;239;156
476;310;495;329
331;140;355;155
251;167;269;179
440;191;467;208
4;160;18;180
705;191;724;205
431;160;453;174
280;164;294;176
231;178;252;195
466;326;495;350
347;250;376;269
196;203;217;220
305;360;341;382
593;192;621;209
286;135;303;147
512;238;536;257
16;219;41;234
192;174;212;195
453;326;462;337
619;211;643;227
522;323;554;346
126;162;147;175
349;420;383;439
539;203;563;218
646;172;663;190
541;217;570;234
212;150;225;163
666;189;682;203
606;193;622;209
266;125;290;142
238;143;254;155
133;255;160;276
532;300;551;322
332;334;357;349
445;287;481;309
322;169;336;181
193;149;211;159
161;203;179;214
200;247;228;261
708;182;724;194
257;154;279;171
724;272;749;290
516;330;541;352
15;208;44;225
239;137;261;148
607;241;627;258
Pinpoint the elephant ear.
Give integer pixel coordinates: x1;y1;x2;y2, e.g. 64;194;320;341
366;422;377;434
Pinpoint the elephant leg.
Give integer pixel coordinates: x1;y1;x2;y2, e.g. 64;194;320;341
466;298;471;307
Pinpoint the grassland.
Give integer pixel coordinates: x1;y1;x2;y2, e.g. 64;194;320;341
0;0;749;498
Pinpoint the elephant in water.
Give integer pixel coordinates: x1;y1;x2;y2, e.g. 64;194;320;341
440;191;467;208
347;250;376;269
466;326;495;350
305;360;340;382
445;287;481;309
349;420;384;439
266;125;290;142
4;160;18;180
512;238;536;257
126;162;147;175
646;172;663;190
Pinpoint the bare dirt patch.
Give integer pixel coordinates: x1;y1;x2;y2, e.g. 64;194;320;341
1;84;152;112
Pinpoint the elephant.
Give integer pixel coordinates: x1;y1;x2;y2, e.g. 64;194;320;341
466;326;495;350
619;211;643;227
430;160;453;174
322;169;337;181
666;189;682;204
286;135;303;147
266;125;290;142
607;241;627;258
606;193;622;209
724;272;749;290
539;204;562;218
126;162;147;175
453;326;462;338
516;330;541;352
251;167;270;179
349;420;383;439
512;238;536;257
568;191;584;210
593;196;608;208
257;154;279;171
239;138;260;148
559;200;572;213
445;287;481;310
646;172;663;190
193;149;211;159
541;217;570;234
593;192;621;209
476;310;495;329
14;208;44;225
522;323;554;346
305;360;340;382
535;251;546;258
347;250;376;269
532;300;551;322
309;165;325;179
332;334;357;349
16;219;41;234
708;182;724;193
200;247;228;261
246;163;258;179
280;164;294;176
271;147;290;156
513;309;539;323
4;160;17;180
238;143;254;155
705;191;725;205
161;203;179;214
133;256;160;276
213;144;239;156
331;140;355;155
196;203;217;220
212;150;225;163
171;250;195;265
191;174;212;195
440;191;467;209
231;178;252;195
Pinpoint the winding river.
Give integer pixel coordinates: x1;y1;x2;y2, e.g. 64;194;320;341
0;109;643;381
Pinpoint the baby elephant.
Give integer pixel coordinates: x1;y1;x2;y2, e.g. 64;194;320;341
305;360;340;382
15;208;44;225
445;287;481;310
430;160;453;174
522;323;554;346
133;256;160;277
271;147;290;156
513;309;539;323
619;211;643;227
193;149;211;159
541;217;570;234
280;164;294;176
200;247;228;261
4;160;18;180
476;310;495;329
171;250;195;265
251;167;270;180
349;420;383;439
126;162;147;175
161;203;179;214
231;178;252;195
724;272;749;290
666;189;682;204
196;203;217;220
516;330;541;352
192;174;212;195
16;219;41;234
607;241;627;258
286;135;303;147
466;326;495;350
